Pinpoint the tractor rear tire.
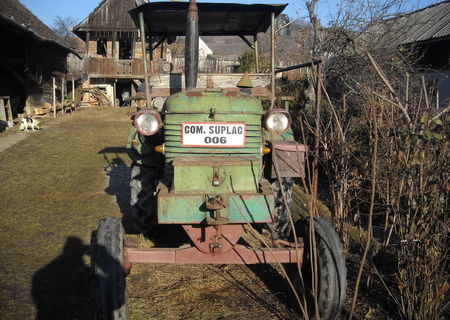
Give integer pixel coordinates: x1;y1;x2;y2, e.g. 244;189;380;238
93;217;128;320
129;163;158;233
285;217;347;320
271;178;294;239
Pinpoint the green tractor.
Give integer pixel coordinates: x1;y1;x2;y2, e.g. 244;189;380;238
92;1;347;319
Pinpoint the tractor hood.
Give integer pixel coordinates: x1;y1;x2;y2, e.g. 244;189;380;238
163;90;263;114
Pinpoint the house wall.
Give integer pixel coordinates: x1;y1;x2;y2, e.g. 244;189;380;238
85;39;162;60
84;0;137;30
199;38;213;60
0;28;68;115
25;43;68;108
421;71;450;108
414;39;450;107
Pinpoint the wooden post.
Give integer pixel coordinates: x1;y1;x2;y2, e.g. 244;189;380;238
52;77;56;118
132;32;136;60
436;87;440;107
270;12;275;108
254;34;259;73
112;31;116;59
5;98;12;125
61;75;65;114
139;12;151;108
72;76;75;101
86;32;90;56
113;80;117;107
0;98;6;122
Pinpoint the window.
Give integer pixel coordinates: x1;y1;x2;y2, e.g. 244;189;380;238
97;39;107;57
119;39;132;60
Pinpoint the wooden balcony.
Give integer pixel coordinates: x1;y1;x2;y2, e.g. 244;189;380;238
85;57;144;78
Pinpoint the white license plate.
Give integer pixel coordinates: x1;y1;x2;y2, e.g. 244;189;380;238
181;122;246;147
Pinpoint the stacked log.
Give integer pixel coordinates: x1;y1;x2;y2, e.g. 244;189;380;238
23;99;79;117
34;102;53;115
81;88;111;107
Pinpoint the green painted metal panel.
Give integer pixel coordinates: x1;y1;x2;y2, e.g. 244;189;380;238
164;114;261;124
163;90;263;114
158;192;274;224
163;90;263;161
127;90;278;225
166;147;260;154
174;163;259;193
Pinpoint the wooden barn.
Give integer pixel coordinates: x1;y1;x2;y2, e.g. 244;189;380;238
72;0;262;106
0;0;76;128
73;0;166;106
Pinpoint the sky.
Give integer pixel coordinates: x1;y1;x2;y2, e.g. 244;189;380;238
20;0;440;29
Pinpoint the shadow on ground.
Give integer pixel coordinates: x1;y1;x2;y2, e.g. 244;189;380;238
101;148;190;246
101;148;134;233
101;148;131;216
32;237;95;320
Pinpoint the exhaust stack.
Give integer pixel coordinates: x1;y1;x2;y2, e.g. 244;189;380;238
185;0;199;89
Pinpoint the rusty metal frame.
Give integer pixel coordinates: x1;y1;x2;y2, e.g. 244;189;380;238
239;35;255;49
123;221;303;267
124;244;302;265
270;142;308;178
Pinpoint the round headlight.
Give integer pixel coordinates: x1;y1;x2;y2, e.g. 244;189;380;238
265;109;291;134
134;109;162;136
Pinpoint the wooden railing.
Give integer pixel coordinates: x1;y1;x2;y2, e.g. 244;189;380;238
84;57;144;77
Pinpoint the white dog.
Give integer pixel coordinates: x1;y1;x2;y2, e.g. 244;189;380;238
19;118;41;131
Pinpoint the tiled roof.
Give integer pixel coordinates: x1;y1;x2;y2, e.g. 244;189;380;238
0;0;74;51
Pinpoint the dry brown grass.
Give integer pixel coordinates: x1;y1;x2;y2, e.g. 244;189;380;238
0;107;294;320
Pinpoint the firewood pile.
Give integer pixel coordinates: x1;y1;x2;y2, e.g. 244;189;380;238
22;99;80;117
82;88;111;107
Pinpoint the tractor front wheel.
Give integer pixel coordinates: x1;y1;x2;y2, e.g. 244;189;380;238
129;163;158;233
271;177;294;239
92;217;128;320
285;217;347;320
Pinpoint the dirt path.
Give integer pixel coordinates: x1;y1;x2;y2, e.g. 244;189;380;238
0;108;293;320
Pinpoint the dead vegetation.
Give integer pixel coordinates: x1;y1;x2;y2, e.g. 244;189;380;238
277;1;449;319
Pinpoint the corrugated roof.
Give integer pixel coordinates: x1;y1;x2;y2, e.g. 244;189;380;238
0;0;74;52
129;2;287;36
387;1;450;45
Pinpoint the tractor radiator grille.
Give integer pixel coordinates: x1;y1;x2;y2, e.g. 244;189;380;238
164;114;262;162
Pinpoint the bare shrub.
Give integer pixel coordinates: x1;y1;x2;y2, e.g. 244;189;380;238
281;0;449;318
368;63;449;320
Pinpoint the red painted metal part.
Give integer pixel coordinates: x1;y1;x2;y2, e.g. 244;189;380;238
124;244;302;265
182;224;244;253
272;141;308;152
123;223;303;267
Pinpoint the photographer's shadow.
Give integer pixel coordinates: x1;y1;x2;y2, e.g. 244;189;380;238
32;237;95;320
